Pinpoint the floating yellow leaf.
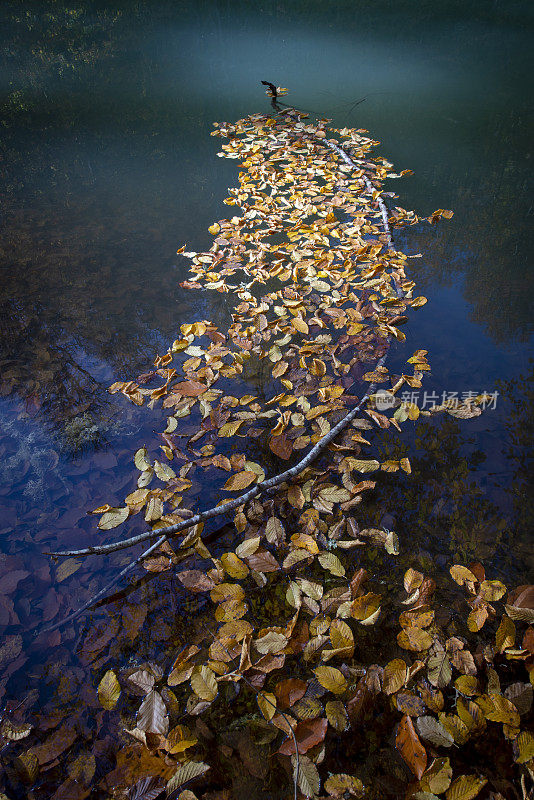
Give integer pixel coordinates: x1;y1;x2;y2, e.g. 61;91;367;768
397;627;432;652
318;552;345;577
134;446;151;471
257;692;277;721
445;774;487;800
450;565;478;586
98;506;129;530
383;659;408;695
191;666;218;701
313;666;347;695
98;670;121;711
220;552;249;579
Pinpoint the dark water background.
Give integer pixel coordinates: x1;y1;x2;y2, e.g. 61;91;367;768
0;0;532;793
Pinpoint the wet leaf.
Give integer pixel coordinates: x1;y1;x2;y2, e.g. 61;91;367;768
474;694;520;726
220;552;249;578
505;682;532;715
279;717;328;755
166;762;209;795
190;666;218;702
421;757;452;795
98;506;129;530
30;723;77;765
223;470;257;490
450;566;478;587
1;720;32;741
137;690;169;734
292;754;320;798
404;568;424;593
395;692;426;716
383;659;408;695
257;692;277;720
427;652;452;688
135;447;152;471
515;730;534;763
167;724;198;754
397;627;432;652
178;570;216;592
350;592;381;622
479;579;506;601
324;773;363;797
55;558;81;582
445;775;487;800
154;461;176;481
15;751;39;783
325;700;349;732
313;666;347;695
396;714;427;779
98;670;121;710
495;614;515;653
274;678;307;708
318;551;345;577
416;716;454;748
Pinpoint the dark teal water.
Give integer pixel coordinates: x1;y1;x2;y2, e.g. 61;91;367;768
0;1;532;793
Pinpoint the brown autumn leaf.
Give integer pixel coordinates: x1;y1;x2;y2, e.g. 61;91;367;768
350;592;381;621
220;552;249;579
383;659;408;695
269;433;293;460
177;570;216;592
292;754;320;798
397;627;432;652
395;692;426;716
30;724;77;765
256;691;277;721
246;549;280;573
396;714;427;779
274;678;307;709
404;567;424;594
313;666;347;695
173;380;208;397
427;652;452;688
278;717;328;755
450;565;478;588
495;614;515;653
190;666;218;702
324;773;363;797
98;506;130;530
222;470;257;491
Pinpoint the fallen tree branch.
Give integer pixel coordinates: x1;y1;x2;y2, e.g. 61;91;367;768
49;352;389;559
45;92;405;634
50;125;401;560
39;533;168;635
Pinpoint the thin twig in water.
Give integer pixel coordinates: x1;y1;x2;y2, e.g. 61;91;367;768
45;88;403;635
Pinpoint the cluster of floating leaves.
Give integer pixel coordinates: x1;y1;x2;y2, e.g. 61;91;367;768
4;94;533;800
